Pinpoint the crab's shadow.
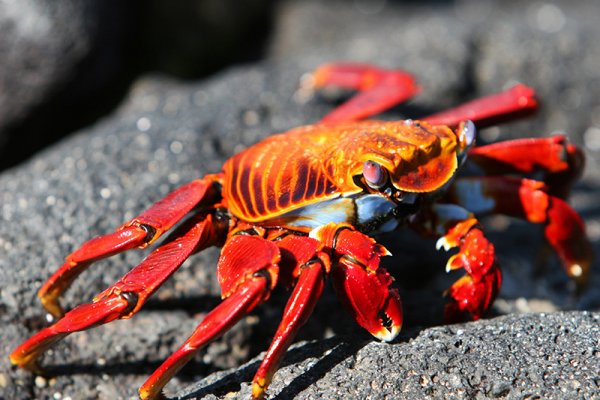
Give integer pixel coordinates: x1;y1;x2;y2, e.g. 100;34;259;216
175;320;425;400
175;335;374;400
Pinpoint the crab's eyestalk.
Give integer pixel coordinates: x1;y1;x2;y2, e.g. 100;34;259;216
457;120;476;166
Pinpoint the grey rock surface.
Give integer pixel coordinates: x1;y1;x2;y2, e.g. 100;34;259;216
177;312;600;400
1;1;600;400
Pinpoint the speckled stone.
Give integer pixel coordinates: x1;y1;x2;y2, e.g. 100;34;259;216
2;1;600;399
176;312;600;399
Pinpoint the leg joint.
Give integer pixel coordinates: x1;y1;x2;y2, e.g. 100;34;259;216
119;291;140;317
138;223;157;243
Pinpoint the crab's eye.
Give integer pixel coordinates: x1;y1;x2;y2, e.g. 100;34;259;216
461;120;476;149
363;160;388;189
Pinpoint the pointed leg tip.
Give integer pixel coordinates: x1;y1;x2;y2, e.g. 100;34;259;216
251;381;267;400
38;293;65;320
569;263;584;278
9;351;44;375
445;254;464;273
8;352;23;368
138;387;167;400
569;262;590;293
309;64;333;87
436;236;455;251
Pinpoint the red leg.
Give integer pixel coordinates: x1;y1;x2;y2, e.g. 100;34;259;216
138;280;269;400
139;235;281;400
308;63;537;127
467;135;585;198
9;295;130;373
308;63;420;123
251;252;328;399
423;84;538;128
448;176;593;288
413;204;501;322
438;215;501;322
10;211;225;372
38;176;222;318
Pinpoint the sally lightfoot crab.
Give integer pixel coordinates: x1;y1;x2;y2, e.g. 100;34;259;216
10;63;592;399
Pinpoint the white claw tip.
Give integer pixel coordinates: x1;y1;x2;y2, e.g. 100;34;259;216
436;237;451;251
380;246;393;257
374;325;401;342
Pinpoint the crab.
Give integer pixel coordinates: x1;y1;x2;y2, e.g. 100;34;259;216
10;63;592;399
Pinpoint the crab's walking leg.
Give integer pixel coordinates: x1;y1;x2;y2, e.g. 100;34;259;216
423;84;538;128
10;211;226;373
438;207;501;322
251;235;329;399
307;63;537;126
139;278;269;400
38;176;222;318
449;176;592;288
9;295;130;374
139;235;281;400
251;263;326;399
467;135;585;198
415;204;501;322
307;63;420;123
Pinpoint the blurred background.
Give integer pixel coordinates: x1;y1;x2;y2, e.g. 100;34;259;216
0;0;275;170
2;0;599;172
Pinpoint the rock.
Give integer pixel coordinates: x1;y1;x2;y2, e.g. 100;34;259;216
0;0;273;170
1;1;599;399
0;0;134;168
176;312;600;399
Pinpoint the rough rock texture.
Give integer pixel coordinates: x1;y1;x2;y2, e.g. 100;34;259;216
1;1;600;400
178;312;600;400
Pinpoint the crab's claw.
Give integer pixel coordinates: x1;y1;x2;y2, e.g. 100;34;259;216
324;227;403;341
333;261;403;341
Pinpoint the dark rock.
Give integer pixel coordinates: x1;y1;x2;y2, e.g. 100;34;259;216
1;1;599;399
0;0;135;169
0;0;274;171
176;312;600;399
